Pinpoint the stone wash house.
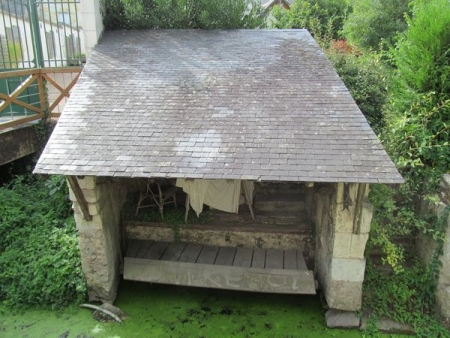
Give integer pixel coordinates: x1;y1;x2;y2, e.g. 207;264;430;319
34;30;403;316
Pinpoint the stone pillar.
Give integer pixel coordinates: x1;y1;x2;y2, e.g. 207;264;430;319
68;176;127;303
80;0;104;58
314;182;373;311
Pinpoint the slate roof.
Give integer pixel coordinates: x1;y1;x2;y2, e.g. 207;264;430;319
34;30;403;184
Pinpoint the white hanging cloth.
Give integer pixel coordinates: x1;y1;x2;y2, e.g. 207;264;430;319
176;179;254;217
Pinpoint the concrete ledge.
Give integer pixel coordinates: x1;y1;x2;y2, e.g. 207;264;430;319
0;124;39;166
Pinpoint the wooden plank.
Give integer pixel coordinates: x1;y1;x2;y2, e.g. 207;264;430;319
126;239;141;258
214;247;236;266
265;249;284;269
42;67;82;74
135;240;153;258
296;250;308;270
252;248;266;269
66;176;92;221
197;245;219;265
178;244;202;263
124;258;316;295
161;243;186;262
0;69;37;79
0;92;42;114
0;114;44;131
233;247;253;268
144;241;169;260
48;72;80;112
284;250;297;270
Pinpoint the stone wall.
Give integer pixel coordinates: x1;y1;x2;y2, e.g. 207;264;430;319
312;182;373;311
416;174;450;320
80;0;104;58
68;176;127;303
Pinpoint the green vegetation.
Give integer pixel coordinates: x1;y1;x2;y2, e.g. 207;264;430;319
0;175;86;308
326;50;389;133
271;0;350;42
342;0;410;51
102;0;265;30
4;41;22;69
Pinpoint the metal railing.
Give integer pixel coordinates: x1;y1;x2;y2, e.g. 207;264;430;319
1;0;84;69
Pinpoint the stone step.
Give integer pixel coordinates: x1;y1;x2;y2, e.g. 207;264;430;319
254;193;307;213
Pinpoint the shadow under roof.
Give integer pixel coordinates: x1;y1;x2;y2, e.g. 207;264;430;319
34;29;403;184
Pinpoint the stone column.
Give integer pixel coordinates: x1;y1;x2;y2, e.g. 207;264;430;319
80;0;104;58
68;176;127;303
314;182;373;311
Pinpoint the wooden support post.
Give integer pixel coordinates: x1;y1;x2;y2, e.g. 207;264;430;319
184;194;190;223
352;183;367;234
67;176;93;221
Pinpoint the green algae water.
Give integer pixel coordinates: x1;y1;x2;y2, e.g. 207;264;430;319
0;281;405;338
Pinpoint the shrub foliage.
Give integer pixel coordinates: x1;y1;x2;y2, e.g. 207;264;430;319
343;0;410;51
271;0;350;41
0;176;86;308
102;0;265;30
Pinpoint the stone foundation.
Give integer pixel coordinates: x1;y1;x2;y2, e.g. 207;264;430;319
69;176;127;303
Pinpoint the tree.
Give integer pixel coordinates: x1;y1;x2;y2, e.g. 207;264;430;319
271;0;350;42
343;0;410;51
102;0;265;30
385;0;450;190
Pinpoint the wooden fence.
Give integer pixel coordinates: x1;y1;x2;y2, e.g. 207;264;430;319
0;67;81;130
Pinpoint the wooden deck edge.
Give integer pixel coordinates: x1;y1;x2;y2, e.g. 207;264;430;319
124;257;316;295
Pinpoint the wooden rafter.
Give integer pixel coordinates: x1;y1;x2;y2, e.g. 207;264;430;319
66;176;92;221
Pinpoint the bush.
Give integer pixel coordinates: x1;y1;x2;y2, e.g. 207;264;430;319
102;0;265;30
384;94;450;192
326;50;389;133
0;176;86;308
342;0;410;51
271;0;350;42
389;0;450;112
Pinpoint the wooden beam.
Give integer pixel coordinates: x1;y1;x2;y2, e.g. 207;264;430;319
0;69;37;79
67;176;92;221
0;92;42;114
0;114;45;131
47;72;80;112
353;183;367;234
0;74;40;112
42;67;82;74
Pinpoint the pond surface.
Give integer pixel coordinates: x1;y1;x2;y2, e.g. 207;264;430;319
1;281;405;338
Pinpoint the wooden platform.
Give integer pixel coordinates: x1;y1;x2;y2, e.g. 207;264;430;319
124;240;316;295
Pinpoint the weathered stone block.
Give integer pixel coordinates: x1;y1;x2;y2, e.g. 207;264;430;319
82;188;101;203
77;176;97;190
326;280;362;311
359;202;373;234
350;234;369;259
325;309;360;328
436;285;450;319
333;233;352;258
74;211;103;230
330;257;365;282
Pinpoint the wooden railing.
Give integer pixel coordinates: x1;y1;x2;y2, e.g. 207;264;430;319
0;67;82;130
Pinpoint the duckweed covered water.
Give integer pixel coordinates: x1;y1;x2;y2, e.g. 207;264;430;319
1;281;405;338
